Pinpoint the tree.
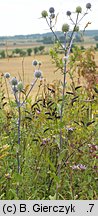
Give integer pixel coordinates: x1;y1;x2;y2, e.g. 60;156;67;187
12;48;26;57
38;46;45;54
20;50;26;57
27;48;32;56
0;50;5;58
33;47;39;55
13;48;22;54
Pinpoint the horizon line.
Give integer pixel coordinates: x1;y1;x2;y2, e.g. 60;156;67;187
0;29;98;38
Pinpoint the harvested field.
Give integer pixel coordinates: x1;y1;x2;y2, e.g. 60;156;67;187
0;52;98;100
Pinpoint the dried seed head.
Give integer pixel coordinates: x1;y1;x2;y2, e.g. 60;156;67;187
4;72;10;78
17;81;23;92
86;3;91;9
66;11;71;16
76;6;82;13
34;70;42;78
49;7;55;14
41;10;48;18
32;60;38;66
11;77;18;86
62;23;69;32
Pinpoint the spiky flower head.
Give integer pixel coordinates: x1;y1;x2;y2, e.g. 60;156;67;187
34;70;42;78
32;60;38;66
17;81;23;92
74;26;79;32
66;11;71;16
62;23;69;32
11;77;18;86
86;3;91;9
50;13;55;19
49;7;55;14
4;72;10;78
76;6;82;13
41;10;48;18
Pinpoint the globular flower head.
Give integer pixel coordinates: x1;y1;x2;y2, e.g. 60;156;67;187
32;60;38;66
17;81;23;92
76;6;82;13
66;11;71;16
4;72;10;79
74;26;79;32
41;10;48;18
11;77;18;86
34;70;42;78
49;7;55;14
62;23;69;32
38;61;42;66
12;85;18;93
86;3;91;9
50;13;55;19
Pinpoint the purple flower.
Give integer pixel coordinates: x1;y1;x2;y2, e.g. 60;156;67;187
86;3;91;9
78;164;87;170
66;127;75;132
41;138;50;146
71;164;87;170
66;11;71;16
32;60;38;66
36;109;40;114
49;7;55;14
34;70;42;78
11;77;18;86
4;72;10;79
88;144;98;151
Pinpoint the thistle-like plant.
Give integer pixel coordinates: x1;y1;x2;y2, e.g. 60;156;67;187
4;60;42;195
41;3;91;199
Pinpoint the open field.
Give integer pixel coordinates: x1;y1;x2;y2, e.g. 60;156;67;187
0;51;98;99
1;40;98;200
0;54;63;99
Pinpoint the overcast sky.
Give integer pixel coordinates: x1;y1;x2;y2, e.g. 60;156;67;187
0;0;97;36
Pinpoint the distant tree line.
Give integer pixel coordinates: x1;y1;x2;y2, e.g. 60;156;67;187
0;46;45;58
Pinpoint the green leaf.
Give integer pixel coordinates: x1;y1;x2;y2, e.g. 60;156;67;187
49;193;56;200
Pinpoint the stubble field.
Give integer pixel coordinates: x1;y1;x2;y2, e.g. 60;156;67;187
0;54;63;99
0;51;98;100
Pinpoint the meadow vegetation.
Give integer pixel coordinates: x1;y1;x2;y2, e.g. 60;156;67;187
0;3;98;200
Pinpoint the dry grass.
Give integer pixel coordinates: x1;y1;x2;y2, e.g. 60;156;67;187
0;55;63;99
0;52;98;100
